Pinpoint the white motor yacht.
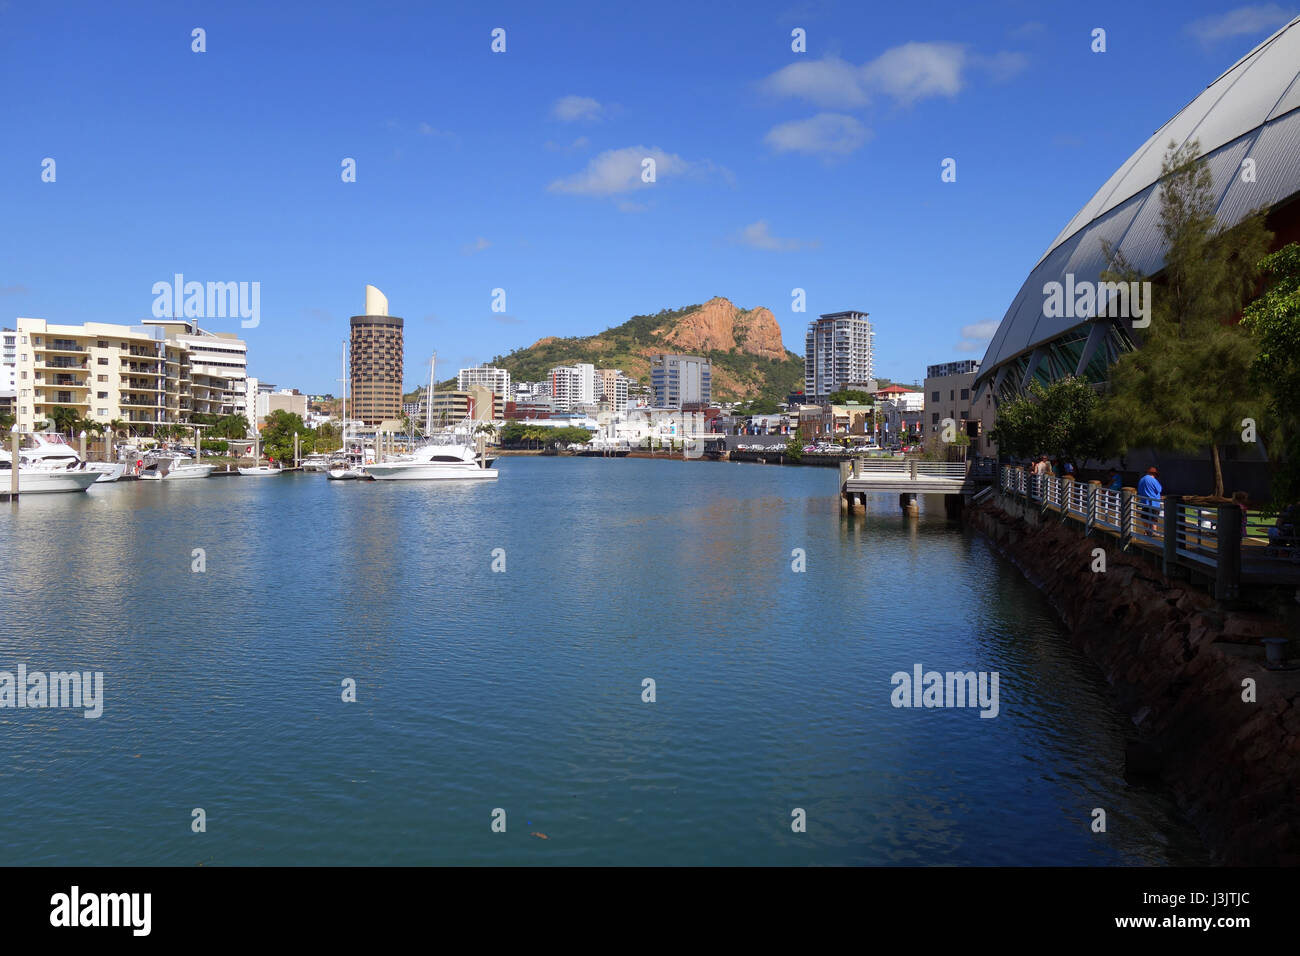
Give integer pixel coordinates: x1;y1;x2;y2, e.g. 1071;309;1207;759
0;434;100;494
363;442;497;481
238;463;284;477
86;462;126;482
138;452;215;480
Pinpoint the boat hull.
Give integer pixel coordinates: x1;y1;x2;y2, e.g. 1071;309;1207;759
364;463;498;481
87;463;126;483
163;464;215;480
13;470;101;494
238;467;284;477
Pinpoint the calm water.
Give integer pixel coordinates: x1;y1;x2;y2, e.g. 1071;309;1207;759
0;457;1206;865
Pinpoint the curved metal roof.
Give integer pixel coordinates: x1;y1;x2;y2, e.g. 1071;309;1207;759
979;15;1300;379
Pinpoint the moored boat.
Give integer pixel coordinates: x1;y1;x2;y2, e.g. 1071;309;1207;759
363;441;497;481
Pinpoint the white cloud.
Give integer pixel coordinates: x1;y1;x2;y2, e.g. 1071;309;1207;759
960;320;1000;340
547;146;695;196
552;95;604;122
764;113;869;156
954;319;1000;352
734;220;820;251
1187;4;1294;42
461;237;491;255
760;42;1027;111
861;42;967;105
761;56;869;108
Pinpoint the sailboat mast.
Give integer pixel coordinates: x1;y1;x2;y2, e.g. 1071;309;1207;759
425;352;436;436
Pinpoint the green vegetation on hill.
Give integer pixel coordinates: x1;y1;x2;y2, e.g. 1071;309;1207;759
485;303;805;405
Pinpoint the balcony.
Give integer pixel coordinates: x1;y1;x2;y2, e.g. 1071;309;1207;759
35;396;89;408
38;343;86;354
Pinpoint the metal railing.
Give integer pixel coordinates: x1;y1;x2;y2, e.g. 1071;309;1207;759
996;466;1272;599
850;458;968;479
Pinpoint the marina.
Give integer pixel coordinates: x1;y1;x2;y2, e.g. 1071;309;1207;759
0;456;1207;866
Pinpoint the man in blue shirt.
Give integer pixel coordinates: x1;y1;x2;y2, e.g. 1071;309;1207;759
1137;466;1163;533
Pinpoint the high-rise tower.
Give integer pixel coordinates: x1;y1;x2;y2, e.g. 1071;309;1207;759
349;285;404;425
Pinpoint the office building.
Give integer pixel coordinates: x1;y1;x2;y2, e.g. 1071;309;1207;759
924;361;981;435
649;354;711;408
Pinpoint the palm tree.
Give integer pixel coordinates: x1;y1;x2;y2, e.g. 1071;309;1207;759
48;406;80;437
107;418;129;438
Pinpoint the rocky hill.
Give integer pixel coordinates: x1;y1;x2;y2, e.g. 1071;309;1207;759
490;297;804;404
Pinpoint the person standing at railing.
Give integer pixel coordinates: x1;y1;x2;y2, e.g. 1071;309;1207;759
1137;466;1163;534
1232;491;1249;538
1106;469;1122;492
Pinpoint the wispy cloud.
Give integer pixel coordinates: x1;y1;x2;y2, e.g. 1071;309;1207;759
487;313;523;325
761;55;869;108
954;319;999;352
1009;21;1046;39
0;284;31;296
415;122;460;145
303;307;334;323
552;95;605;122
1187;4;1294;42
764;113;869;156
862;42;967;104
733;220;820;252
548;146;725;196
461;237;491;255
545;136;590;152
760;42;1027;110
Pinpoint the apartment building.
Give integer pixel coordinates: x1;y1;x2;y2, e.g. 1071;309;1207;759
144;319;249;422
549;363;596;412
595;368;631;408
12;317;238;434
457;365;511;398
350;285;404;426
427;385;504;423
804;311;875;402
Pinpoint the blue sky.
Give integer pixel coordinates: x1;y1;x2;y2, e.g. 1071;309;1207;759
2;0;1295;393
